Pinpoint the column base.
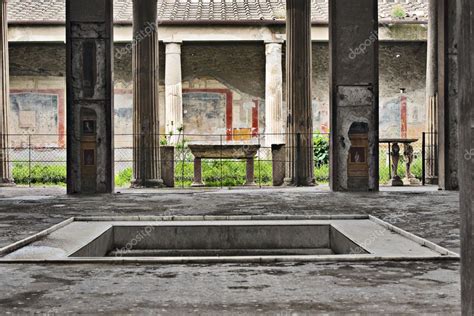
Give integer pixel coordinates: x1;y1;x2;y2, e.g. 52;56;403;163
131;179;164;188
284;177;317;187
191;182;205;187
244;181;257;187
0;179;15;187
425;176;439;185
403;177;421;186
390;176;404;187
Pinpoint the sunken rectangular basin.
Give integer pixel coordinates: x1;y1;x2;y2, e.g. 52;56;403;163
0;215;458;263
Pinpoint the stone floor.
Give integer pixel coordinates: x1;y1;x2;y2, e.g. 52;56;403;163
0;186;461;314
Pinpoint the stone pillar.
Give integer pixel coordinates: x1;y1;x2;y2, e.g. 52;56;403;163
192;158;204;187
66;0;114;194
272;144;285;186
132;0;163;187
426;0;439;185
457;0;474;312
0;0;13;186
264;41;284;147
329;0;379;192
160;146;175;188
438;0;459;190
165;41;183;144
245;158;256;186
284;0;314;186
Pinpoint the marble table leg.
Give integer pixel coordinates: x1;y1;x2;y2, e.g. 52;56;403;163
192;157;205;187
403;143;421;185
390;142;404;186
245;157;256;186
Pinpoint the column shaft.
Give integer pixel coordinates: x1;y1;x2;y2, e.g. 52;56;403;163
426;0;439;184
265;42;284;147
165;42;183;144
457;0;474;312
0;0;12;186
285;0;314;186
132;0;162;187
438;0;459;190
66;0;114;194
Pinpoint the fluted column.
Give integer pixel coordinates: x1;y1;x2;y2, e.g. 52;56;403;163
425;0;439;185
284;0;314;186
458;0;474;312
165;41;183;144
132;0;163;187
0;0;12;186
264;41;284;147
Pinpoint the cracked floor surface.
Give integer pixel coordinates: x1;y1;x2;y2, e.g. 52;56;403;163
0;186;461;314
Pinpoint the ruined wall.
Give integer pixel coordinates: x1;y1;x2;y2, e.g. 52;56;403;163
8;41;426;145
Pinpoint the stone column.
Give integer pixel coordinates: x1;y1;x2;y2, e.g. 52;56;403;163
0;0;13;186
132;0;163;187
264;41;284;147
192;158;204;187
66;0;114;194
438;0;459;190
426;0;439;185
165;41;183;144
245;158;256;186
284;0;314;186
329;0;379;192
457;0;474;312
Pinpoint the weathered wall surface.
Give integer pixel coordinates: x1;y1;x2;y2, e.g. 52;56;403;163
8;41;426;145
310;42;427;138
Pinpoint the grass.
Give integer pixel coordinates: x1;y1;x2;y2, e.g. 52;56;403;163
12;156;423;187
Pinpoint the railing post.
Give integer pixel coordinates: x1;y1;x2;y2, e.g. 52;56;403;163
28;135;31;188
220;134;223;188
422;132;426;186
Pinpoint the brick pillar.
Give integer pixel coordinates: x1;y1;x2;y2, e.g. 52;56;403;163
329;0;379;192
132;0;163;188
284;0;314;186
264;41;284;147
66;0;114;194
165;41;183;144
457;0;474;312
0;0;13;186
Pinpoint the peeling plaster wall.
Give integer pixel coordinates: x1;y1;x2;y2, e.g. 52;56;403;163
8;41;426;146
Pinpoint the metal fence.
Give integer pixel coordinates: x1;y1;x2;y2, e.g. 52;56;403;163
2;132;429;188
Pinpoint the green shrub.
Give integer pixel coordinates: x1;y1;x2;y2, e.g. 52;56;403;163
392;5;406;19
115;167;133;187
313;134;330;167
12;163;66;185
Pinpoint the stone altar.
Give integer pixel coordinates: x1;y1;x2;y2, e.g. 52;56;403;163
187;144;260;187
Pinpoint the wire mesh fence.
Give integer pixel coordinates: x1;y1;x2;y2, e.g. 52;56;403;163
2;132;430;188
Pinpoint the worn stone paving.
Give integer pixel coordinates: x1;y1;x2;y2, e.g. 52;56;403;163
0;186;461;314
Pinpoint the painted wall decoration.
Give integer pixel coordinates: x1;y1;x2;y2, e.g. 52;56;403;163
380;97;402;138
9;89;65;147
183;89;228;140
182;84;261;142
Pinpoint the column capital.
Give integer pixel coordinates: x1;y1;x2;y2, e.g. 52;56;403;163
163;40;183;45
264;39;284;45
165;41;182;55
